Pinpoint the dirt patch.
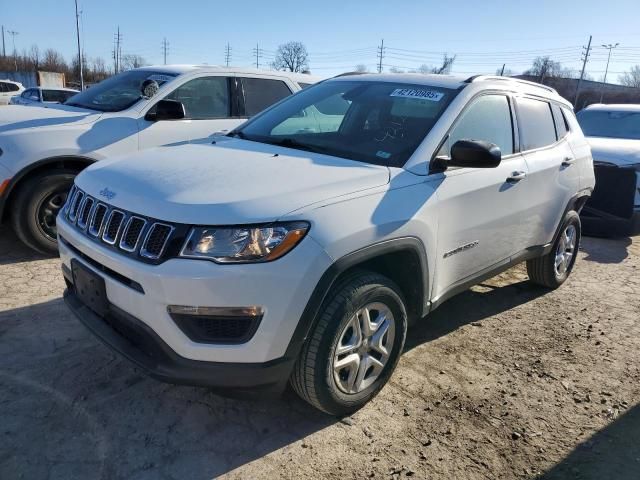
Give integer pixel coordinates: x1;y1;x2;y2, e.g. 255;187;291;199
0;228;638;479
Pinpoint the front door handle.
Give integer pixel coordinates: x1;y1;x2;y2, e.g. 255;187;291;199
507;171;527;182
562;157;576;166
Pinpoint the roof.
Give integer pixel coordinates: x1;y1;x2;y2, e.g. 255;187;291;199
329;72;469;89
583;103;640;112
136;65;322;84
328;72;571;106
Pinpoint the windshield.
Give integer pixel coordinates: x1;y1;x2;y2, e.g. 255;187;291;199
577;109;640;140
234;80;457;167
64;70;178;112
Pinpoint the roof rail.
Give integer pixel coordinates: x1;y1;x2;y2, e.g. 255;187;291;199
464;75;557;94
332;71;367;78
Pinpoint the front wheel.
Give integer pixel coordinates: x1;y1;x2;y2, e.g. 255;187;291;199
10;170;76;255
290;272;407;416
527;211;581;289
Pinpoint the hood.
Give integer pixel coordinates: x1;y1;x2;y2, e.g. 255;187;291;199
76;138;390;225
0;104;102;133
587;136;640;166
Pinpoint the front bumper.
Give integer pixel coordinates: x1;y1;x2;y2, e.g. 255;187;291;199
63;287;294;392
57;214;333;366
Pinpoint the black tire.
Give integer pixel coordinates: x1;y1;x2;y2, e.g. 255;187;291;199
290;271;408;416
527;211;581;289
10;169;77;255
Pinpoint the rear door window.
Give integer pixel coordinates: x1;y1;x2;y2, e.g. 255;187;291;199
517;97;557;150
551;104;568;139
241;78;292;117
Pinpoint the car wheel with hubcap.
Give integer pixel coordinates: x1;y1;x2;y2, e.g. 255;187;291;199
527;210;581;289
10;170;76;255
291;271;407;416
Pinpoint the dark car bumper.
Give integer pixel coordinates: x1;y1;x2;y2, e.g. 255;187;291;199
63;288;295;395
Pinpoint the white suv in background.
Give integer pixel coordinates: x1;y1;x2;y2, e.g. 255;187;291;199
58;74;594;415
0;66;318;253
576;104;640;235
0;79;24;105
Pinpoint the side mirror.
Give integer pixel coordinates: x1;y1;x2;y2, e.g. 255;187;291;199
448;139;501;168
146;99;185;121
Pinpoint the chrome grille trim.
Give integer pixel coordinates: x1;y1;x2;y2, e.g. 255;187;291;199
76;196;95;230
64;185;77;215
119;216;147;252
140;223;175;260
65;186;177;262
68;190;84;223
101;209;126;245
88;203;109;237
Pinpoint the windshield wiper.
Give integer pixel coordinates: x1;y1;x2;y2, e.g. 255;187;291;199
64;102;101;112
269;137;329;155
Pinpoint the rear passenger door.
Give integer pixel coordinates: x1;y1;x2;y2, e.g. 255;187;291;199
515;97;580;246
138;75;242;148
432;93;531;296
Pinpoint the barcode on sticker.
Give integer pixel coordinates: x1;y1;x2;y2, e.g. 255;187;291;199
390;88;444;101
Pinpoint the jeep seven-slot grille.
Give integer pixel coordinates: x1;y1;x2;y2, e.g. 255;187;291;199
64;187;179;263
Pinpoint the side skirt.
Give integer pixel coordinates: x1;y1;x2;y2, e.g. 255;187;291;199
427;244;550;313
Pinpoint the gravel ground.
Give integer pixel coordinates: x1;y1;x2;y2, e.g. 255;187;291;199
0;227;638;480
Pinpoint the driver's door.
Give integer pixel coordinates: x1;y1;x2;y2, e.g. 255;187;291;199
138;75;242;148
430;94;531;299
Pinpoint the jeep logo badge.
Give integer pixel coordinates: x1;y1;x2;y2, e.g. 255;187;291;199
99;188;116;201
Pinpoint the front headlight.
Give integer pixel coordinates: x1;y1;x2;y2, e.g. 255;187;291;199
179;221;309;263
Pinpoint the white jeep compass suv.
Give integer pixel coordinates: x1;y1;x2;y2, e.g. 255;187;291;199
57;74;595;415
0;65;317;254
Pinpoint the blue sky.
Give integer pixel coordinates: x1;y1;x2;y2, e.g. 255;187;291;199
2;0;640;81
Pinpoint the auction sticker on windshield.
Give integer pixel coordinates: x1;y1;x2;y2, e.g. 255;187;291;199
390;88;444;101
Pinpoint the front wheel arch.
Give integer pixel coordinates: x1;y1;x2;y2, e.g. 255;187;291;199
1;156;95;223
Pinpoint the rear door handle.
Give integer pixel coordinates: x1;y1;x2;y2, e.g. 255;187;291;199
562;157;576;166
507;171;527;182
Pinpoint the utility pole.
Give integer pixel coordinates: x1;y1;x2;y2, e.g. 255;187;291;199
253;43;262;69
113;27;122;73
162;38;169;65
599;42;619;103
74;0;84;90
7;30;18;71
377;39;384;73
500;63;506;76
574;35;592;108
1;26;5;57
224;43;232;67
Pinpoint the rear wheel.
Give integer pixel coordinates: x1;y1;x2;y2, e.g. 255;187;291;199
10;170;76;255
290;272;407;416
527;211;581;289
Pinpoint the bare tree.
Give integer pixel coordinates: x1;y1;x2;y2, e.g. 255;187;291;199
432;54;456;75
29;45;40;70
619;65;640;88
524;56;564;82
389;66;405;74
120;54;147;71
41;48;67;72
495;66;513;76
354;64;369;73
272;41;309;73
